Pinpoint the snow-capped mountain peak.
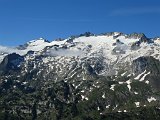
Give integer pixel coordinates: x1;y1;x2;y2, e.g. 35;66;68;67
27;38;49;45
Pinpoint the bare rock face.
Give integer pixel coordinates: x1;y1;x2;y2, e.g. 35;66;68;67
132;56;160;74
0;53;24;74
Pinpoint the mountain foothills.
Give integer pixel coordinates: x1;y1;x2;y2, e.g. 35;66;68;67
0;32;160;120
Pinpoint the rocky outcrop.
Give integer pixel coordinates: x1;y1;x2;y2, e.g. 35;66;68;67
0;53;24;74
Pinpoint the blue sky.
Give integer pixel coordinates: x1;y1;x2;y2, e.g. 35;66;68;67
0;0;160;46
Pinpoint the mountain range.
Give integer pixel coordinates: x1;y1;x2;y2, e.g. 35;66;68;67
0;32;160;120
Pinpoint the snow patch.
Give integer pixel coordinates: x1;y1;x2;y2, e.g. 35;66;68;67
123;110;127;112
106;105;110;108
22;82;28;85
102;93;105;98
145;80;150;84
147;97;157;102
110;84;116;91
134;92;138;95
118;82;124;84
121;72;127;76
139;72;150;81
134;70;146;80
126;80;132;91
135;102;140;107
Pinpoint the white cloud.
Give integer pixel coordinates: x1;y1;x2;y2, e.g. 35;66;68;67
0;45;15;53
0;45;25;55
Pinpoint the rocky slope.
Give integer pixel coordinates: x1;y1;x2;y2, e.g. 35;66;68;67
0;32;160;120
